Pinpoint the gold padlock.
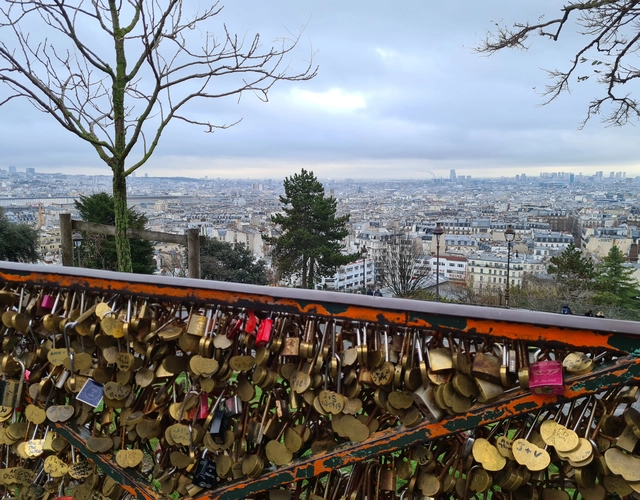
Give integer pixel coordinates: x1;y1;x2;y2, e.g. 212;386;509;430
187;313;207;337
0;358;26;409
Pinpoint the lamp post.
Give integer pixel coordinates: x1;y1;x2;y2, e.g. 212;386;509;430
361;245;368;293
504;224;515;308
72;232;83;267
433;223;444;301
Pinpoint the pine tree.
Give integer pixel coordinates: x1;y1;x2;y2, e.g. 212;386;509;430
593;245;639;310
74;193;155;275
547;243;595;304
201;239;269;285
266;169;358;288
0;208;39;263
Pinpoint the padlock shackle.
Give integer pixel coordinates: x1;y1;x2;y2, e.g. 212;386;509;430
63;321;76;356
12;358;26;415
334;353;342;394
210;387;228;414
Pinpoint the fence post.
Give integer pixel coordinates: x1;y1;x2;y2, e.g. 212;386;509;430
187;228;201;279
60;214;73;267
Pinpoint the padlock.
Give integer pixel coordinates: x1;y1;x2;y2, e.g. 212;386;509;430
193;450;218;489
225;395;242;416
255;317;273;347
244;310;257;333
197;393;210;420
225;316;244;340
412;384;445;423
209;410;228;444
186;313;207;337
0;358;26;408
379;458;396;491
471;348;502;385
529;350;564;395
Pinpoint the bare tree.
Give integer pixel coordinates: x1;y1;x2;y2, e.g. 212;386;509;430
375;236;429;299
477;1;640;127
0;1;316;271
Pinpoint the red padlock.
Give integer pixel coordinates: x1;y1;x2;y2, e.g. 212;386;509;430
225;316;244;340
198;393;210;420
244;310;257;333
529;350;564;395
255;317;273;347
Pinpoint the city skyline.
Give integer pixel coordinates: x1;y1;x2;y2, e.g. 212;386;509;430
1;165;637;182
2;1;640;179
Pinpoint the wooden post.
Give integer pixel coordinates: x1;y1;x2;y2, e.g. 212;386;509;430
187;228;201;279
60;213;73;267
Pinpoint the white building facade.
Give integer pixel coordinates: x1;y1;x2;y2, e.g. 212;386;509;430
467;252;545;292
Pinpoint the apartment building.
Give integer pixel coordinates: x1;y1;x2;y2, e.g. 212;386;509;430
532;230;575;257
467;251;545;291
416;255;468;283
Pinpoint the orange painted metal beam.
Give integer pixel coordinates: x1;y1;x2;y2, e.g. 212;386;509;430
0;263;638;353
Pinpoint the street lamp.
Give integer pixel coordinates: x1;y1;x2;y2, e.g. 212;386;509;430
504;224;515;308
433;223;444;301
361;245;368;293
72;232;83;267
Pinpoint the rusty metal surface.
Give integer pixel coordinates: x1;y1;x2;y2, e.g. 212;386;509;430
1;263;638;352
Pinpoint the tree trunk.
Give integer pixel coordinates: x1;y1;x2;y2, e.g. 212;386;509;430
301;256;308;289
307;257;315;289
112;168;132;273
110;1;132;272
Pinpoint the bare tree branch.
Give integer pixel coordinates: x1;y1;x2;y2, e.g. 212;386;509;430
375;236;430;299
0;0;317;171
476;0;640;127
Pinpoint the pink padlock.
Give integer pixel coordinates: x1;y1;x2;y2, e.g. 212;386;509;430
41;294;55;310
529;351;564;395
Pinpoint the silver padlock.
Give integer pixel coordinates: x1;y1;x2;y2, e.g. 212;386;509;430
412;384;444;423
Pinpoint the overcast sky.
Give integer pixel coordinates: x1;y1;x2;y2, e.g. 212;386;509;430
1;0;640;180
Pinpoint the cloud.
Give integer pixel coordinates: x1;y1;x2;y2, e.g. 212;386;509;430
1;0;639;178
289;87;366;112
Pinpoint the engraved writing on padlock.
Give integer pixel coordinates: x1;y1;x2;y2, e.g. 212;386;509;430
529;360;564;395
0;380;20;408
0;359;26;408
187;314;207;337
193;456;218;489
